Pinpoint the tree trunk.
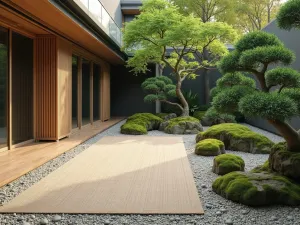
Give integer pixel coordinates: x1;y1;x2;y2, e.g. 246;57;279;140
268;120;300;152
176;81;189;117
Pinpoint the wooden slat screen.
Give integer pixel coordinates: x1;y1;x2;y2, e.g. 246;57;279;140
101;64;110;121
34;35;57;140
57;38;72;139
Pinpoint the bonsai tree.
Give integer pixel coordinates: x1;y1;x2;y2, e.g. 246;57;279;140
123;0;237;116
141;76;180;111
215;31;300;152
277;0;300;30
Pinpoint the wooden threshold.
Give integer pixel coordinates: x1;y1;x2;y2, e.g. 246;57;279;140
0;118;124;188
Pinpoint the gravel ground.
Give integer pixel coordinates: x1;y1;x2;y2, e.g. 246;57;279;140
0;121;299;225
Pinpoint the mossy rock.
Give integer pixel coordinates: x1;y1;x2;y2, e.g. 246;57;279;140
212;171;300;206
269;142;300;181
161;116;203;134
251;160;270;173
212;154;245;175
195;139;225;156
193;111;206;121
121;113;163;135
156;113;177;121
196;123;274;154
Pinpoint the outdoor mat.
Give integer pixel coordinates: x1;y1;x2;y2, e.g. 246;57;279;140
0;136;204;214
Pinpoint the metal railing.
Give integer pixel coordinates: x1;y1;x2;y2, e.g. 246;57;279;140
77;0;122;46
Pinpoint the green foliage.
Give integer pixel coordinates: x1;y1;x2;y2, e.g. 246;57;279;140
281;88;300;112
195;139;225;156
277;0;300;30
183;90;200;114
266;68;300;89
239;92;298;121
142;76;177;103
166;116;199;130
123;0;237;116
214;154;245;175
213;86;256;113
240;46;295;68
193;111;206;121
216;73;256;89
212;171;300;206
121;113;163;135
235;31;283;52
203;107;236;125
215;30;300;143
123;0;237;76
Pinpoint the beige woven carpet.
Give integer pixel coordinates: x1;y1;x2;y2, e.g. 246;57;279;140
0;136;204;214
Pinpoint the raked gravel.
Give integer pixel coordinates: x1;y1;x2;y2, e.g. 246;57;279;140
0;121;299;225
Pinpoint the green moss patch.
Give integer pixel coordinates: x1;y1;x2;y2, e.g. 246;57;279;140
195;139;225;156
196;123;274;154
212;171;300;206
166;116;199;130
121;113;163;135
213;154;245;175
251;160;270;173
193;111;206;121
155;113;168;119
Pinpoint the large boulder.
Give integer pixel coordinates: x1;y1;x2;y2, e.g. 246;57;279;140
121;113;163;135
212;154;245;175
269;142;300;181
195;139;225;156
212;171;300;206
156;113;177;121
196;123;274;154
161;116;203;134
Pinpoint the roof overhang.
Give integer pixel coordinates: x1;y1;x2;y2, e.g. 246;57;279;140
121;0;142;15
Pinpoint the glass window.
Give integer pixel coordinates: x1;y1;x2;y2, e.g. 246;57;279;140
0;27;8;148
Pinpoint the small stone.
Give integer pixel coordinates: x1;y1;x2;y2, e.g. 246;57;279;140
295;208;299;211
287;216;294;221
13;213;17;217
201;184;207;188
206;203;213;209
251;218;255;222
53;215;62;222
216;211;222;216
220;208;227;213
241;209;249;215
225;219;233;225
270;216;277;221
40;218;49;224
23;222;31;225
30;215;36;219
104;220;110;225
17;217;23;221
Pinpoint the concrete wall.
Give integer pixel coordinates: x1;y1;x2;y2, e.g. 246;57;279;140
246;21;300;135
100;0;123;27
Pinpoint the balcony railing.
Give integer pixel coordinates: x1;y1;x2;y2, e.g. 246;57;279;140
76;0;122;46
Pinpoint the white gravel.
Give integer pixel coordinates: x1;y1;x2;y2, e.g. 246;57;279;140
0;121;299;225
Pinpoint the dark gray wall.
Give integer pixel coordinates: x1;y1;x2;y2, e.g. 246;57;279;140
110;64;156;117
100;0;123;28
246;20;300;135
162;67;221;106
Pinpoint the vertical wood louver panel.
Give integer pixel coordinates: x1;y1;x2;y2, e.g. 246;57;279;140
101;64;110;121
35;35;57;140
57;38;72;139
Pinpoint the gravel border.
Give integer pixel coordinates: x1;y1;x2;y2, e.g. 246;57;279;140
0;121;299;225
